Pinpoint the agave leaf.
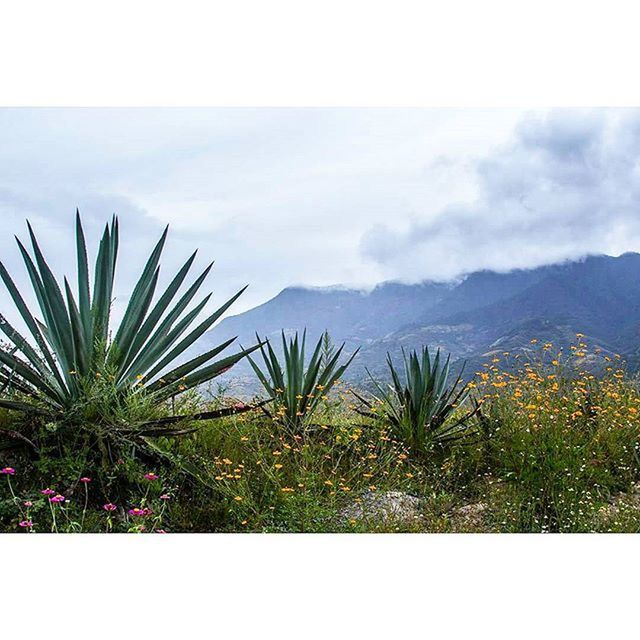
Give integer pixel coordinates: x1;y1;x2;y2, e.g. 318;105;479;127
0;260;64;390
139;285;248;383
75;211;92;344
120;251;198;372
146;336;237;391
26;223;76;369
119;264;214;380
0;349;63;407
64;278;89;375
91;221;117;344
152;343;262;402
112;226;168;364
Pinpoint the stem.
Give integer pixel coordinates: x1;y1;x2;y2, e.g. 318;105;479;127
5;476;25;518
48;501;58;533
81;483;89;530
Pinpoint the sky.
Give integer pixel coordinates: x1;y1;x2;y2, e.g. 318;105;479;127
1;107;640;322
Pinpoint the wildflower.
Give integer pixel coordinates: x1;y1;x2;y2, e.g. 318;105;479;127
23;501;33;507
19;520;33;528
156;529;167;534
160;494;171;501
103;503;117;512
128;507;150;517
274;463;283;469
234;496;243;502
281;487;295;493
41;488;56;496
1;467;15;475
144;472;159;481
233;402;246;410
80;477;91;484
49;494;65;503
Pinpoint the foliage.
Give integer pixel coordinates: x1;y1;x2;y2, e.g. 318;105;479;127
0;213;259;434
247;331;358;431
356;346;477;457
470;342;640;532
1;464;174;533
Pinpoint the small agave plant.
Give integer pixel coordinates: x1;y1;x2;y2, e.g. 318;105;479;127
248;330;358;431
0;212;259;439
355;346;477;457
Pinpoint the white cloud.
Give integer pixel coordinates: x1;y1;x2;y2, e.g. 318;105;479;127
0;107;521;322
362;109;640;281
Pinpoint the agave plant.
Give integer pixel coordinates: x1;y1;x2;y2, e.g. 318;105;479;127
355;346;477;456
247;331;358;431
0;212;259;433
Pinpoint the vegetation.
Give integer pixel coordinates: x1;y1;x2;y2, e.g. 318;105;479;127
354;346;477;458
3;216;640;533
0;214;260;497
247;330;358;432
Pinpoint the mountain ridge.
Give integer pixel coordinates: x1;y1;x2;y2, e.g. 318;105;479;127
204;252;640;392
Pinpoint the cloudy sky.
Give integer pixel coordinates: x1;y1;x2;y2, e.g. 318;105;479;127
1;108;640;321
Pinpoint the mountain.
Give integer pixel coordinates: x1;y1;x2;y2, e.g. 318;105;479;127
203;253;640;393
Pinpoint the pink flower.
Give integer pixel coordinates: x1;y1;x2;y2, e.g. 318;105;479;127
79;477;91;484
103;503;117;512
144;472;159;481
41;488;56;496
128;507;149;517
19;520;33;528
23;501;33;507
155;529;167;534
1;467;15;475
49;494;65;503
159;494;171;501
233;402;247;410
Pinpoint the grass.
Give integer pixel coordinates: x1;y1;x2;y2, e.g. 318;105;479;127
3;337;640;533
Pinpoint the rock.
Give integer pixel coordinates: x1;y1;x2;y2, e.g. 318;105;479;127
597;482;640;522
340;491;423;524
451;502;488;528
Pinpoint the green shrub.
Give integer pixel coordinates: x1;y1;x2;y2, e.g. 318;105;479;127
0;212;262;476
247;330;358;432
356;346;477;458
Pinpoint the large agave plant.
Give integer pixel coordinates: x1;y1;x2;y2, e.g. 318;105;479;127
248;330;358;431
0;212;258;427
355;346;477;456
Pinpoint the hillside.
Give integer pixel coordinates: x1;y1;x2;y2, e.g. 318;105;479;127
204;253;640;392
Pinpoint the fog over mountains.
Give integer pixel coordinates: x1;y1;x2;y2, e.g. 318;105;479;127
205;252;640;392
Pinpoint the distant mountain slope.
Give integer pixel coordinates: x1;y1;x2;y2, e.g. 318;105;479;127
203;252;640;393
